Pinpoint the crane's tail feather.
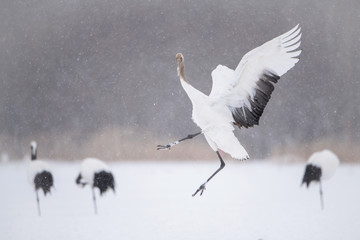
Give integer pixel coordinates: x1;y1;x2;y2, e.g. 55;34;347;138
93;171;115;195
301;164;322;187
205;127;249;160
34;171;54;195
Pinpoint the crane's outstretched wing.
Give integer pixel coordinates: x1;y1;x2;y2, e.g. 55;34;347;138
210;25;302;128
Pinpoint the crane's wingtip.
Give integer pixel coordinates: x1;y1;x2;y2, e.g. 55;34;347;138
239;155;250;161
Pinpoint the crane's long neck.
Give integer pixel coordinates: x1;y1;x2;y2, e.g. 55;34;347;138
177;61;188;84
31;148;37;161
30;142;38;161
178;61;206;103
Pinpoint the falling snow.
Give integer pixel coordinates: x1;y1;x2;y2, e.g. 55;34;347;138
0;0;359;160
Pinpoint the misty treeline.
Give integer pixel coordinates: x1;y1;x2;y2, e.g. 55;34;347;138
0;0;359;161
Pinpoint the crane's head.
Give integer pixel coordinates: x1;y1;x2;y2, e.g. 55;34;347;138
176;53;184;64
30;141;37;161
75;173;87;187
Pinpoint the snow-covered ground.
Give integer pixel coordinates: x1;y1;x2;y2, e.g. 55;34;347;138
1;160;359;240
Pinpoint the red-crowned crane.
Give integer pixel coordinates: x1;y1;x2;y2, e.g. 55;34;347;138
75;158;115;214
27;141;54;216
301;149;340;210
158;25;302;196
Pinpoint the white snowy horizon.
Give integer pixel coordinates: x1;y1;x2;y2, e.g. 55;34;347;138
1;160;359;240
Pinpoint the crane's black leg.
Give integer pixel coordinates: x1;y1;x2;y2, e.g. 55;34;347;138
319;180;324;210
192;151;225;197
92;187;98;214
157;132;202;150
36;190;41;216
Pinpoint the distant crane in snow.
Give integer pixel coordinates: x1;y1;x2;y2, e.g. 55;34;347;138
75;158;115;214
158;25;302;196
301;149;340;210
27;141;54;216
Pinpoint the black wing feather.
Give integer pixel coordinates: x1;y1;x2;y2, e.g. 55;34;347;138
231;71;280;128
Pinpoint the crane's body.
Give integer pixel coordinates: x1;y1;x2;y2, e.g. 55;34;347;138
76;158;109;187
28;160;52;192
305;149;339;181
76;158;115;214
181;79;249;160
302;149;340;209
27;141;54;216
158;25;302;196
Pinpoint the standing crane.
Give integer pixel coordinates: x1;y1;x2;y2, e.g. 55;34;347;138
75;158;115;214
27;141;54;216
158;25;302;196
301;149;340;210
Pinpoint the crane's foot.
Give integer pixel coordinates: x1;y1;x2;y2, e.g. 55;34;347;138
156;144;171;150
192;183;206;197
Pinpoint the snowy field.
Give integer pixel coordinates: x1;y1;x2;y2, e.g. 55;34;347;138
1;160;359;240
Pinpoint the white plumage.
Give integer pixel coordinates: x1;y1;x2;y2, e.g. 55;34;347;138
307;149;340;180
28;141;48;185
76;158;109;186
210;25;301;103
27;160;51;186
160;25;302;196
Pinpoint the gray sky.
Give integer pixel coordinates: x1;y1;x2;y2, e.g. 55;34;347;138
1;0;359;160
